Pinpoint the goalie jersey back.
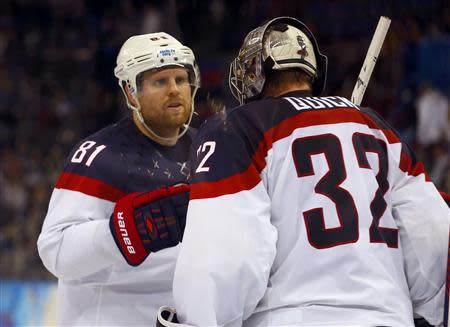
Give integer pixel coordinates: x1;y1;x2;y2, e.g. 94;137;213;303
174;90;449;326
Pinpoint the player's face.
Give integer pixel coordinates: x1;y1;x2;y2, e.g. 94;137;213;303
137;67;192;137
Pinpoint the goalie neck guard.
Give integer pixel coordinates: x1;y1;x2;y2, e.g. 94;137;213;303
229;16;327;105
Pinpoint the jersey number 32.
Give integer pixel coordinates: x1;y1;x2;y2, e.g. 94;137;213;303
292;133;398;249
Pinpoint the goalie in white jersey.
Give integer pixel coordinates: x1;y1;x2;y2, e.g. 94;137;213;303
169;17;450;326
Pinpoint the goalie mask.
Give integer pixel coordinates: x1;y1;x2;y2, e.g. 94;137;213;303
114;32;200;141
229;17;327;105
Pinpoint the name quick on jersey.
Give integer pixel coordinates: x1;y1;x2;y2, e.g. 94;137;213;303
284;96;359;111
117;212;136;254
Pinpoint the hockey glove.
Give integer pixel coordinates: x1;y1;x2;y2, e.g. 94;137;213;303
110;184;190;266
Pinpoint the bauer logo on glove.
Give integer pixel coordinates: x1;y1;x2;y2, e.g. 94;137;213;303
110;184;190;266
117;211;136;254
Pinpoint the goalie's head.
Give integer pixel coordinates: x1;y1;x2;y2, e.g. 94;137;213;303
229;17;327;105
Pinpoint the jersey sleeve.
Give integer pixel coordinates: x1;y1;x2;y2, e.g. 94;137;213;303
363;107;450;325
173;115;277;326
37;139;125;280
391;150;449;324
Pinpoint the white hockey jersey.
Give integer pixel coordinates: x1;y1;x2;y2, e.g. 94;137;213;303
37;117;193;326
173;91;450;326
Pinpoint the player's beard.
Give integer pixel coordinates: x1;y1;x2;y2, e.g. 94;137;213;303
142;98;191;137
162;97;191;127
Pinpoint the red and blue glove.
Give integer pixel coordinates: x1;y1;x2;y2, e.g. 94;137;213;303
110;184;190;266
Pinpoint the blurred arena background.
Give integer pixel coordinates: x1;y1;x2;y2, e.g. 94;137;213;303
0;0;449;325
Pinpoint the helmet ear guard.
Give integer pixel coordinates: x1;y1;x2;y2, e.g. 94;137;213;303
229;16;328;105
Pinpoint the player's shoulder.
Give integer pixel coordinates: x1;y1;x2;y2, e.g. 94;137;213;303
62;117;136;177
228;96;284;120
358;106;390;128
197;97;282;138
83;117;136;147
53;118;141;200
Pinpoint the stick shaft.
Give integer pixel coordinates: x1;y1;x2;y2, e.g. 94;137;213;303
351;16;391;105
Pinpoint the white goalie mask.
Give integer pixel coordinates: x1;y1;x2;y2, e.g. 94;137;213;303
114;32;200;140
229;17;327;105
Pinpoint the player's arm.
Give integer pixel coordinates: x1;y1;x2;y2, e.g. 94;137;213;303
37;141;124;280
441;191;450;327
38;141;189;280
39;182;189;279
390;142;450;325
358;107;449;325
172;120;277;326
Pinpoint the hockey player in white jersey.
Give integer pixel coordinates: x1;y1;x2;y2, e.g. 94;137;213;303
37;32;199;326
168;17;450;326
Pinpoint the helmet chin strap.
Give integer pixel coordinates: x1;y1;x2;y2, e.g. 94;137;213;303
130;99;194;146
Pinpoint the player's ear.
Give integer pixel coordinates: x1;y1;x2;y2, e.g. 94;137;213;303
124;83;139;108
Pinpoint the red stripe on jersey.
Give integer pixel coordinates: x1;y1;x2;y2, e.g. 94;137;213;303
191;164;261;200
380;129;398;144
399;151;430;181
441;191;450;202
55;172;126;202
191;108;429;199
